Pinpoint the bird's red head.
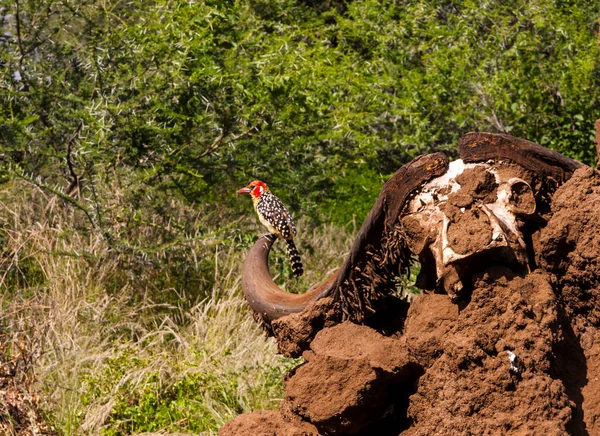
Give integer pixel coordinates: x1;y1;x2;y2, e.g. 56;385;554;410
237;180;268;199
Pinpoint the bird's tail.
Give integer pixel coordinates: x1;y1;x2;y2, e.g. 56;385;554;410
285;239;304;277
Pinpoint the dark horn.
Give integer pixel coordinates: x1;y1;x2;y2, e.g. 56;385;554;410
459;132;584;182
332;152;450;320
242;234;338;324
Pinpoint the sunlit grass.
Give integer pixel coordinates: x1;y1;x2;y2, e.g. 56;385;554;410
0;181;355;435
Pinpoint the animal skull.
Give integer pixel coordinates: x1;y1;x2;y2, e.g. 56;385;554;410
402;160;536;299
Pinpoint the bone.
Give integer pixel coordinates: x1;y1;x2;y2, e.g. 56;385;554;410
507;178;536;215
406;161;533;296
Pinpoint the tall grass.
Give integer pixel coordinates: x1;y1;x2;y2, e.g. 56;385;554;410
0;180;354;435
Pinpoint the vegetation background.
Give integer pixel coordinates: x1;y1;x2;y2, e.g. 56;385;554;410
0;0;599;434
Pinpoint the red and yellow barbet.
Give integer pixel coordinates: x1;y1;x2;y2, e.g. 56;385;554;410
237;180;304;277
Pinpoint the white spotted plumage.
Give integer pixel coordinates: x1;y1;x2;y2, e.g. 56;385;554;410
255;191;297;239
238;180;303;277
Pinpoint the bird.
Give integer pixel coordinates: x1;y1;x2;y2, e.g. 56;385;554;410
237;180;303;277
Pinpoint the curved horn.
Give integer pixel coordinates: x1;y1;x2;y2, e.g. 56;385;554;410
242;234;338;324
332;152;450;320
458;132;584;182
333;152;450;289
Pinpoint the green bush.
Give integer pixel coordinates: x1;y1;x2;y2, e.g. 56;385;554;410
0;2;598;433
100;362;292;435
1;0;598;226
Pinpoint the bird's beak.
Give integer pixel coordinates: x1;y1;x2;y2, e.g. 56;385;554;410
237;187;251;195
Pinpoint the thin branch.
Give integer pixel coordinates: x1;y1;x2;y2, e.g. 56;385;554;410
20;1;57;59
13;167;97;230
231;125;258;141
199;130;226;158
65;120;85;196
85;162;111;243
199;125;257;158
14;0;26;69
473;85;507;134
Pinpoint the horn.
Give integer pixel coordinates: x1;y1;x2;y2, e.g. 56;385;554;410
241;234;338;324
332;152;450;286
458;132;583;182
331;152;450;320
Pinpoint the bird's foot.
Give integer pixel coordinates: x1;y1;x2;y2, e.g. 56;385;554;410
259;233;277;241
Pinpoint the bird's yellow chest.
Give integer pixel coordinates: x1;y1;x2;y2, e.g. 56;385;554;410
252;197;278;235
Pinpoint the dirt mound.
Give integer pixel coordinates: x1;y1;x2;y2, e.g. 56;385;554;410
282;323;417;435
404;271;573;435
220;410;319;436
220;167;600;435
537;167;600;326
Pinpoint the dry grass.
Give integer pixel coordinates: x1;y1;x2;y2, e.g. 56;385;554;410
0;180;355;435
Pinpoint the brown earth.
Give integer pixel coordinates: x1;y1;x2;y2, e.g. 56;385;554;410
445;166;497;256
595;119;600;164
220;166;600;436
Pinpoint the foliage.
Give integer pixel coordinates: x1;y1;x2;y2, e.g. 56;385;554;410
1;0;598;226
97;358;296;434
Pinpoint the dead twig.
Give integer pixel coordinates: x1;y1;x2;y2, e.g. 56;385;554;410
199;130;226;158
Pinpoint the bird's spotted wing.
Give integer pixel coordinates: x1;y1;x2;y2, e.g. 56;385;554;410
256;192;297;239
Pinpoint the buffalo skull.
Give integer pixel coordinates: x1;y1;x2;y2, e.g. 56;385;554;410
241;133;583;330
